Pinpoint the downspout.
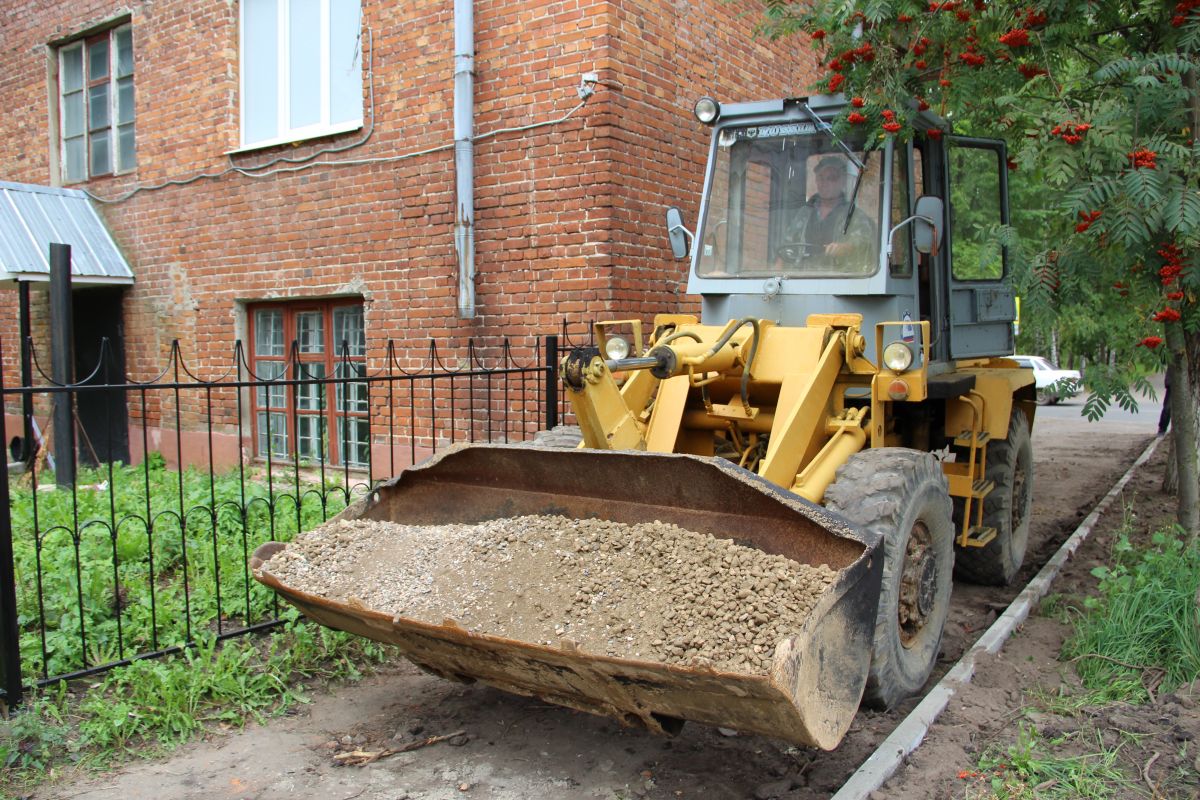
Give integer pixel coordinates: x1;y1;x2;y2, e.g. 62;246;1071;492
453;0;475;319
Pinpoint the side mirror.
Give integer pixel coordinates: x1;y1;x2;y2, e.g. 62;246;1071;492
665;206;693;259
913;195;944;255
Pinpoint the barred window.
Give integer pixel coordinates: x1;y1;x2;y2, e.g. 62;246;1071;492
58;24;135;183
248;300;368;467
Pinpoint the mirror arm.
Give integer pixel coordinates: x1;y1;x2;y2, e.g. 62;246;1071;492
886;214;936;257
669;222;696;247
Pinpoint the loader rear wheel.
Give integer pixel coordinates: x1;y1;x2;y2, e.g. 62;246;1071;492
953;409;1033;586
824;449;955;710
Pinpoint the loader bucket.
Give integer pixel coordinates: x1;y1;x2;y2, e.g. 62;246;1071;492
251;444;882;749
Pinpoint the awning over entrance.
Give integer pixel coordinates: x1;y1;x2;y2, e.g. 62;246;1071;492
0;181;134;287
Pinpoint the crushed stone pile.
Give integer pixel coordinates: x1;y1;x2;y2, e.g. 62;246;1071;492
263;514;838;675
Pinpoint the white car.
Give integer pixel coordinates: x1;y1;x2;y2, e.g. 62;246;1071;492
1011;355;1082;404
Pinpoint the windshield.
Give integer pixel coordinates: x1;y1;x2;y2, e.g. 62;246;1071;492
696;123;884;278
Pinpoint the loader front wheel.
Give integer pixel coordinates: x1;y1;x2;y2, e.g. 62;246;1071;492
530;425;584;449
824;449;955;710
953;409;1033;586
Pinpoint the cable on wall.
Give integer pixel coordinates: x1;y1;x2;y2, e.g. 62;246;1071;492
84;29;599;203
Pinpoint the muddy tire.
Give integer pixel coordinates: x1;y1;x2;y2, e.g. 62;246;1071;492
824;448;955;710
953;410;1033;586
530;425;583;449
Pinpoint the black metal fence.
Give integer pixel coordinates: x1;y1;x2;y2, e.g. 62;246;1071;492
0;324;594;705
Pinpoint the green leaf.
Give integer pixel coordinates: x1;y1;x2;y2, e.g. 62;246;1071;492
1164;187;1200;236
1121;169;1168;209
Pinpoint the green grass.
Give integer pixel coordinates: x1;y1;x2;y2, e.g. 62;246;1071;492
11;453;364;682
1035;593;1075;624
1064;528;1200;703
1;613;393;794
963;527;1200;799
2;454;389;795
964;724;1132;799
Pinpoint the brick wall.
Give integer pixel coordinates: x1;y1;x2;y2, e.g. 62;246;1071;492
0;0;816;466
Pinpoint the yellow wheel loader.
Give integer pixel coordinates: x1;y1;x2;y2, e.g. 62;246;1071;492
253;94;1035;749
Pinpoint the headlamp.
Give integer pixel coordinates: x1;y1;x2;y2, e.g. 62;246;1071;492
604;336;631;360
883;341;915;372
694;97;721;124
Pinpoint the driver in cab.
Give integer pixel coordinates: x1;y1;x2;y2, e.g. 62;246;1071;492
776;155;874;269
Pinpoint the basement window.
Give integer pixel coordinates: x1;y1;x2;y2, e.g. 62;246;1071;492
248;300;368;467
239;0;364;150
57;23;136;183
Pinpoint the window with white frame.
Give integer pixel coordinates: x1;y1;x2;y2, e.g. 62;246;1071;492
58;24;135;183
248;300;369;467
239;0;363;149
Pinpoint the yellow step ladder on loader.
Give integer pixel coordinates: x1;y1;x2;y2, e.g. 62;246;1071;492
943;390;997;548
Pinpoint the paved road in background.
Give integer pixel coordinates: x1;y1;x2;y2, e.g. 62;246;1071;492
1037;372;1164;433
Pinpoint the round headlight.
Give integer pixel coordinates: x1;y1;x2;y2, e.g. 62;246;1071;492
604;336;631;360
883;341;914;372
693;96;721;124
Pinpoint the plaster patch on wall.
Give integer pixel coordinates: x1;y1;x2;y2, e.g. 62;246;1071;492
337;276;369;297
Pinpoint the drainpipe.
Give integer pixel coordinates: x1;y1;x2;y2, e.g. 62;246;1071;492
453;0;475;319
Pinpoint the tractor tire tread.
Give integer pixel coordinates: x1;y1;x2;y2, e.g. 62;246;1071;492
825;448;955;710
530;425;584;449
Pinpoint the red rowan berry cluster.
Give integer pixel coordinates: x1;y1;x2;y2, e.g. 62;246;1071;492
1022;7;1048;26
1075;210;1101;233
1157;244;1187;287
999;28;1031;47
1051;122;1090;145
1129;149;1158;169
1172;0;1199;26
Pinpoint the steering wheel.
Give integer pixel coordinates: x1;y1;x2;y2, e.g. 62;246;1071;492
775;240;821;266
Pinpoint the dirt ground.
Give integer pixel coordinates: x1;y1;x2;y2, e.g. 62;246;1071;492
31;410;1158;800
879;441;1200;800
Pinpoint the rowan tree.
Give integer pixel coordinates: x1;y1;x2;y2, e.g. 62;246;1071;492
757;0;1200;535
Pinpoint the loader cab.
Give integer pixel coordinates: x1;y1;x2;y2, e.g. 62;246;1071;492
678;96;1016;365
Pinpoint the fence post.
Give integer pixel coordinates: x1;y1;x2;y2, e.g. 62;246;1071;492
543;334;558;432
49;243;76;488
0;337;23;707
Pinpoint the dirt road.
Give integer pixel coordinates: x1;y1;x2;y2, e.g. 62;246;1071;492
37;408;1155;800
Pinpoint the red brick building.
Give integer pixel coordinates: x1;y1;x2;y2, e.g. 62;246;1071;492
0;0;817;473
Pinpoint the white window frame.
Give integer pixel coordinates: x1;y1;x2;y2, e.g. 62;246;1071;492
57;23;136;183
237;0;363;151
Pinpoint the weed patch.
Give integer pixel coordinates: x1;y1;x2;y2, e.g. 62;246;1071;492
1065;528;1200;702
963;527;1200;800
960;724;1133;798
11;458;363;683
0;614;393;794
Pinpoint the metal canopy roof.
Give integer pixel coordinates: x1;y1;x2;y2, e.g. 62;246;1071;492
0;181;134;287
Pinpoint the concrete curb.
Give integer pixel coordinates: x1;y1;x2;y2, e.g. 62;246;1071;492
831;434;1163;800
